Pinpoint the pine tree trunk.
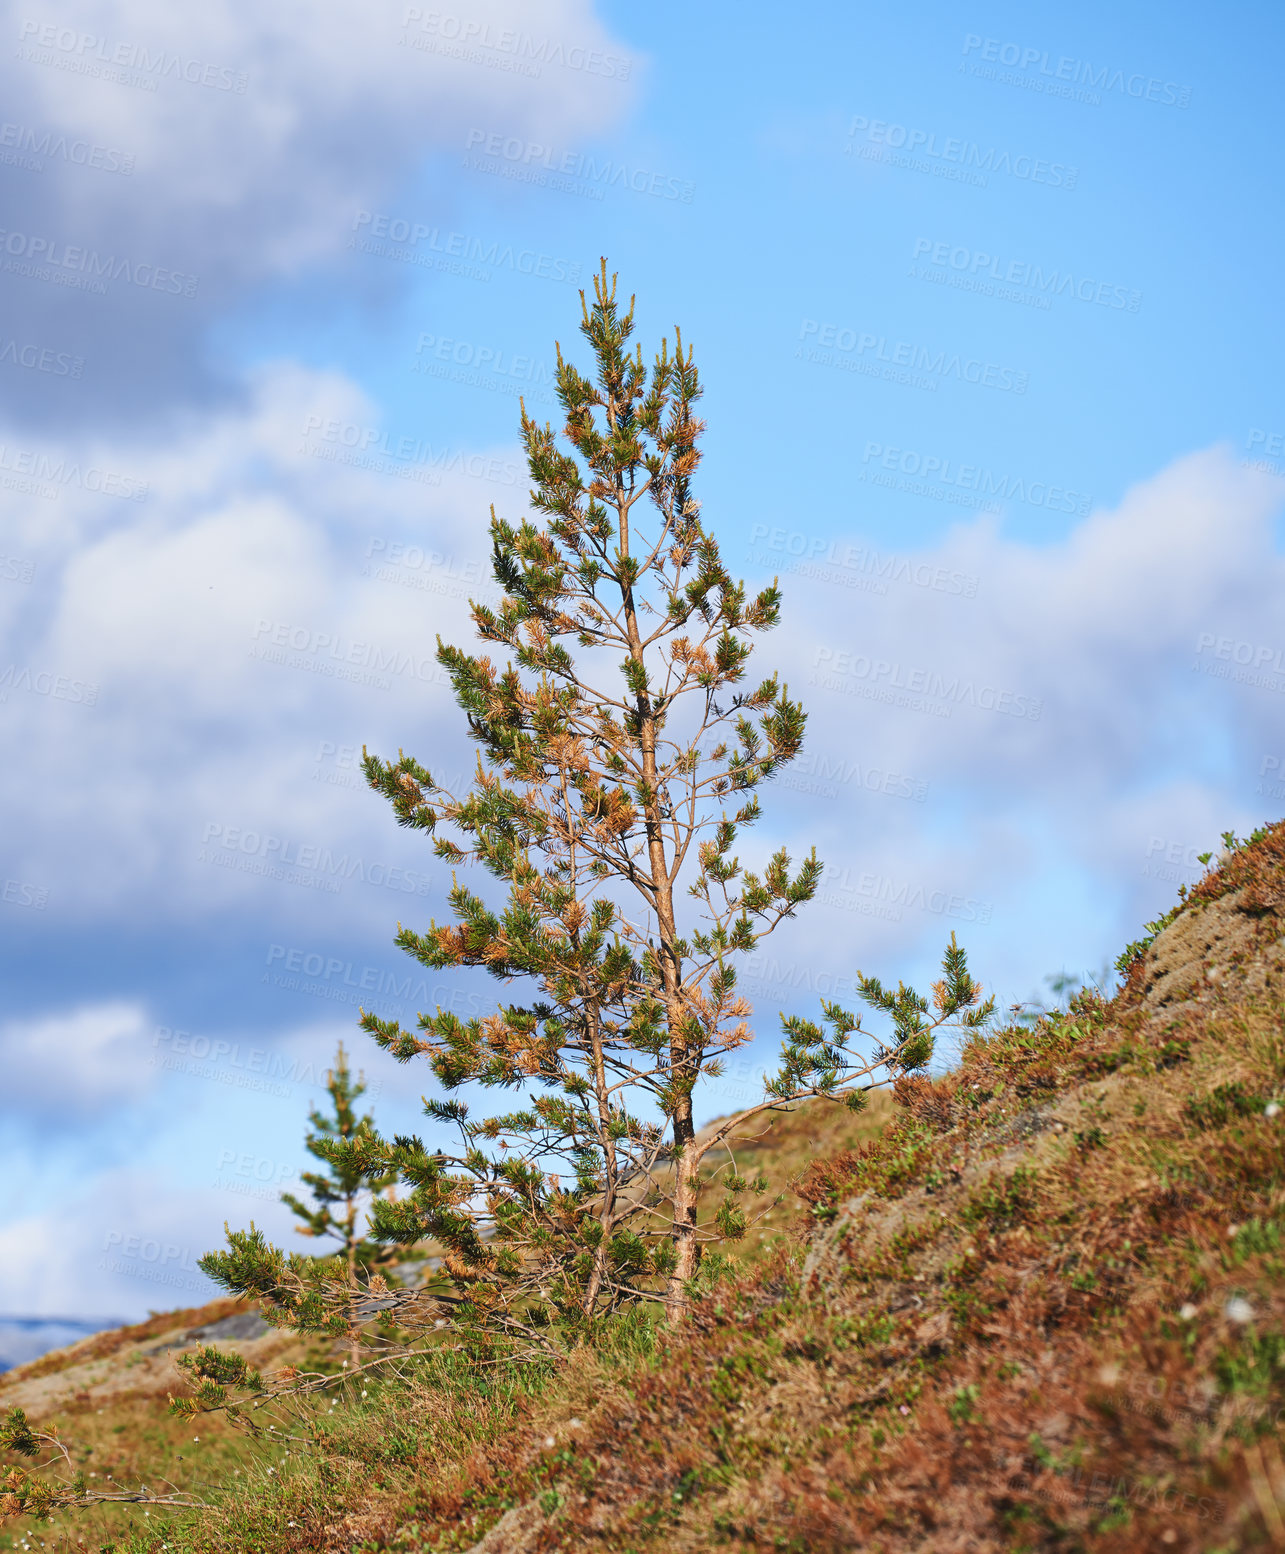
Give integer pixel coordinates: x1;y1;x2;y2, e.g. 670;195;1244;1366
346;1201;360;1369
650;839;699;1321
615;463;700;1321
667;1113;700;1315
581;1005;617;1322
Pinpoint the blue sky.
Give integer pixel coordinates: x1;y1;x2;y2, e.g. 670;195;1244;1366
1;0;1282;1323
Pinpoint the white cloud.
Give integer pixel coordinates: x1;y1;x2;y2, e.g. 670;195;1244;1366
13;0;634;269
0;1170;237;1318
773;446;1285;792
2;424;1282;1000
1;0;637;418
727;447;1285;995
0;1000;155;1117
0;361;513;926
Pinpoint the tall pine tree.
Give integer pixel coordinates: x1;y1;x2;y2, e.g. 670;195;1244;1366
346;263;991;1325
197;264;992;1355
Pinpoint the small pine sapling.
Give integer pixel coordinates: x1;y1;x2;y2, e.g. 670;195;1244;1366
279;1040;401;1288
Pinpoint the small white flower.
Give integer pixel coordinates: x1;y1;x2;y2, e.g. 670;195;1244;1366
361;1390;368;1398
1266;1102;1281;1118
1179;1303;1199;1320
543;1435;556;1449
1228;1224;1241;1238
1225;1296;1255;1325
569;1417;583;1429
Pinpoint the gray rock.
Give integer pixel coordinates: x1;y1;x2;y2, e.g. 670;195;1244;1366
186;1311;274;1342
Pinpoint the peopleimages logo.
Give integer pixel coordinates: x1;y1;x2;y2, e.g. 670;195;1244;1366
0;228;198;295
16;19;248;92
414;332;554;385
300;415;520;485
1142;837;1209;882
99;1231;203;1293
248;619;450;691
0;443;148;500
798;320;1028;394
350;212;580;284
910;239;1141;312
813;647;1043;722
214;1148;302;1202
1194;631;1284;672
0;664;98;704
363;538;501;607
820;863;994;925
0;554;36;583
364;539;486;584
411;332;559;406
1244;428;1285;477
151;1024;361;1099
0;338;83;376
200;822;431;896
463;128;694;202
1192;630;1285;695
3;878;49;909
0;120;134;174
960;35;1191;109
399;10;632;80
846;115;1077;189
748;523;980;598
860;442;1091;517
263;943;488;1020
782;749;930;804
740;953;859;1005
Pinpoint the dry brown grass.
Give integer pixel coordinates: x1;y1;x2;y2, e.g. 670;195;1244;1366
693;1088;895;1264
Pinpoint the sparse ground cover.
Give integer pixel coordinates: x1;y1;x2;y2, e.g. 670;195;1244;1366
0;1098;887;1552
0;1303;316;1552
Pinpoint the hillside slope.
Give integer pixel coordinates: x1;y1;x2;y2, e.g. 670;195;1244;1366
0;1298;311;1552
4;822;1285;1553
0;1092;889;1551
324;821;1285;1553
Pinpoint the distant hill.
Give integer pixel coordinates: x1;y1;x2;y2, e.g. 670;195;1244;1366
0;1315;125;1373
